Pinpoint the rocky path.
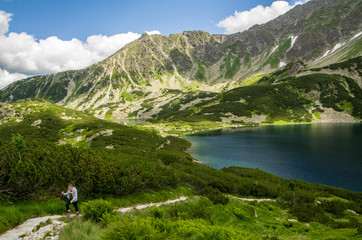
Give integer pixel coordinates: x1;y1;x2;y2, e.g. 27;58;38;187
0;195;277;239
0;215;65;240
228;195;277;203
0;196;189;240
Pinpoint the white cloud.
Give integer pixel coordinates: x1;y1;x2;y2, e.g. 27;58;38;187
0;68;26;89
217;1;306;34
0;10;160;89
145;30;161;35
0;10;11;35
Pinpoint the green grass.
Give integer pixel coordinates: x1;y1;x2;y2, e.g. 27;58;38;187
195;62;206;81
0;186;193;234
153;72;361;123
33;218;52;232
0;199;63;234
60;196;361;239
261;37;292;69
1;98;361;238
222;53;241;79
59;219;103;240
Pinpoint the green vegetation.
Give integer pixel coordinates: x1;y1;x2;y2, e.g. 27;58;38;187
261;38;292;69
1;63;361;238
82;199;115;223
195;62;206;81
59;219;103;240
0;199;64;233
1;100;361;238
221;53;241;79
34;218;52;232
58;195;361;239
153;72;361;123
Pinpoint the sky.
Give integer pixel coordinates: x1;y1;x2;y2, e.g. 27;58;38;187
0;0;308;89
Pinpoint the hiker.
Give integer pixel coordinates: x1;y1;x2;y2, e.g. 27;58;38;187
61;183;79;216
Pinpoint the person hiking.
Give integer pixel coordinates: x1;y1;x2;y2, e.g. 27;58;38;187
61;183;79;216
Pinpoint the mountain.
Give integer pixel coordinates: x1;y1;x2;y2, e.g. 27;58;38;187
0;0;361;123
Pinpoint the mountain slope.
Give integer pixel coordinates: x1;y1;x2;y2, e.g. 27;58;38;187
0;0;361;122
1;100;361;239
152;63;362;124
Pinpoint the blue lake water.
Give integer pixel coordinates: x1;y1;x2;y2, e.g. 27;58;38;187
185;124;362;192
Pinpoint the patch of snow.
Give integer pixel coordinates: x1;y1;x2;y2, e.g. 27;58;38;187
279;62;287;68
287;35;298;51
331;42;345;53
350;31;362;41
271;45;279;54
314;50;331;62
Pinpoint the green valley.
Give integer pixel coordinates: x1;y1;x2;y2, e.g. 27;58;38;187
0;100;361;239
0;0;361;239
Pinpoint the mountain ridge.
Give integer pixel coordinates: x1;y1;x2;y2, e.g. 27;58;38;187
0;0;361;123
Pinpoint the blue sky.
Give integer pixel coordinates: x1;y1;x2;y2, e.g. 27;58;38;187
0;0;307;88
1;0;300;40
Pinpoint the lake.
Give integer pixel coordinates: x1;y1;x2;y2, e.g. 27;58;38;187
185;123;362;192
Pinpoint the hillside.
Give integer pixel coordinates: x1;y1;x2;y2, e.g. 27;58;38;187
0;100;361;239
0;0;361;122
151;58;362;124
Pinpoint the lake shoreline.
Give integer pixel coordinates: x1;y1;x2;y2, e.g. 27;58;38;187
183;121;362;137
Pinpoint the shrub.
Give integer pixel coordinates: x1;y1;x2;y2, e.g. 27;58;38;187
289;203;330;224
104;217;164;240
82;199;114;222
321;200;345;217
201;187;229;205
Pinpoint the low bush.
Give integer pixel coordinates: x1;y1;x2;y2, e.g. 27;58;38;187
200;186;229;205
105;217;164;240
82;199;114;223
